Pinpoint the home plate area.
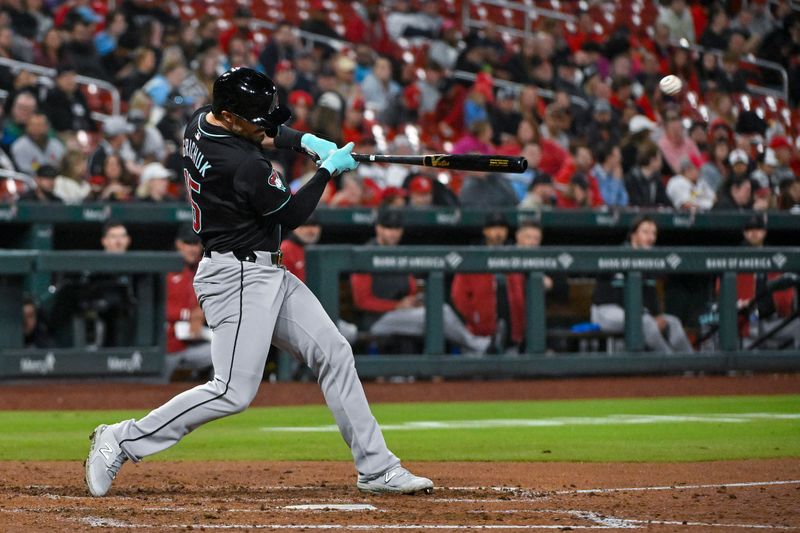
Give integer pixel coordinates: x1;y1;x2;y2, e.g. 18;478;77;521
1;460;799;531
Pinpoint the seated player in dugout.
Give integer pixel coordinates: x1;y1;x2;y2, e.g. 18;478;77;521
590;215;694;353
49;221;137;348
280;210;358;344
350;208;492;355
451;214;567;354
85;67;434;498
725;214;800;349
163;224;213;382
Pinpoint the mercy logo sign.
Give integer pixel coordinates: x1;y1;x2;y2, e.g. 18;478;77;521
20;353;56;375
108;352;143;373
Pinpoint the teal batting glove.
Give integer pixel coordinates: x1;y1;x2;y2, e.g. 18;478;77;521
320;142;359;176
301;133;337;163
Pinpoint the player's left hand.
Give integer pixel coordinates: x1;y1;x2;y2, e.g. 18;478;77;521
320;142;359;176
301;133;337;163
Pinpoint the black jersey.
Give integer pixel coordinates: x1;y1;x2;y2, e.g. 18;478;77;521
182;106;291;253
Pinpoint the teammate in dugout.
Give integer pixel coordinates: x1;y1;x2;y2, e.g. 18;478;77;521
85;67;434;496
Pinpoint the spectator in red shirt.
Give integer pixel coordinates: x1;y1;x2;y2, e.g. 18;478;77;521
565;10;601;53
350;209;491;354
218;7;255;56
345;1;397;59
163;225;212;382
554;144;603;208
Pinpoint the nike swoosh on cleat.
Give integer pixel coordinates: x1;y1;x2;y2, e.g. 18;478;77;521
384;471;398;483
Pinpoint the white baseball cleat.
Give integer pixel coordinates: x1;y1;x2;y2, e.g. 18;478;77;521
84;424;127;497
356;466;434;494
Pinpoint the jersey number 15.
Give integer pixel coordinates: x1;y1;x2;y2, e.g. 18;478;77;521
184;169;202;233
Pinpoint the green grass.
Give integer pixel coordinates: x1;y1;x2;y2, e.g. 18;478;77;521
0;395;798;462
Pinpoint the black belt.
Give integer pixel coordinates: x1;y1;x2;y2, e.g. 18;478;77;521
203;249;283;266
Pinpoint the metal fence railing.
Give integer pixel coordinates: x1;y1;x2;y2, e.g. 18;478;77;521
668;40;790;102
461;0;576;40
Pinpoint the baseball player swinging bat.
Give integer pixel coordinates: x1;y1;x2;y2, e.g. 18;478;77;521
85;66;435;499
351;153;528;173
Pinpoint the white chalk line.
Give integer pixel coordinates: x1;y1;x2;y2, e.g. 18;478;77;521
76;517;796;530
625;519;794;530
445;479;800;496
548;479;800;496
260;413;800;432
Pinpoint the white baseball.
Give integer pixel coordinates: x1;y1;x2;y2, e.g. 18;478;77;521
659;75;683;95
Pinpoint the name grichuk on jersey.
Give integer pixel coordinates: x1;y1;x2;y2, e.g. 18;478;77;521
182;105;291;253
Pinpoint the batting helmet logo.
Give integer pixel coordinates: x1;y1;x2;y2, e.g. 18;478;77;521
267;169;286;192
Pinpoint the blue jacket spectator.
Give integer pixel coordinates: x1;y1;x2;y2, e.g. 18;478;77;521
592;144;628;207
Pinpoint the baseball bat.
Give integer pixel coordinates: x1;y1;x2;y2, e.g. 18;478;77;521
351;153;528;174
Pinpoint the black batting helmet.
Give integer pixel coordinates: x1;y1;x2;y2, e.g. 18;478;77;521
211;67;291;135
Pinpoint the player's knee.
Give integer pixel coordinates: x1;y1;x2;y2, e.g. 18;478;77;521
222;379;259;413
317;336;354;374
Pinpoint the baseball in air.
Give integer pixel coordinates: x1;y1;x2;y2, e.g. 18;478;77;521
659;75;683;95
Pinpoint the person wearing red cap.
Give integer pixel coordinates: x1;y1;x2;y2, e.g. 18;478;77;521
768;136;799;186
273;60;297;106
288;90;314;132
381;186;408;208
406;175;433;207
462;73;494;130
666;153;716;211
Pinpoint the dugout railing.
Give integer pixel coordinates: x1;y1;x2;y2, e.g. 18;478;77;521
0;251;182;379
2;204;798;306
304;245;800;379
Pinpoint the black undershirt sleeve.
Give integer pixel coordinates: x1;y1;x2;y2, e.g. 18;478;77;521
273;125;304;150
272;168;332;230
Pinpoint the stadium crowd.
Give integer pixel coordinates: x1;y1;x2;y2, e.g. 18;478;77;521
3;0;800;363
0;0;798;211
